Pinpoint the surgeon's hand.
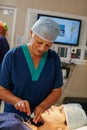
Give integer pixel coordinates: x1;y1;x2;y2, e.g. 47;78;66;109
14;100;31;116
33;104;46;124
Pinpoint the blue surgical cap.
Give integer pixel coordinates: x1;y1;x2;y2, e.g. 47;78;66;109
31;17;60;42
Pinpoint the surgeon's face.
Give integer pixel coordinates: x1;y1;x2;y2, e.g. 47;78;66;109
29;30;53;56
41;106;66;125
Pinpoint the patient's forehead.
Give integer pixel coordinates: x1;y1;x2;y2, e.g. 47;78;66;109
51;105;64;109
51;105;62;107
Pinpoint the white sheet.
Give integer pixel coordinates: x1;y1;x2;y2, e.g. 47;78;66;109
74;126;87;130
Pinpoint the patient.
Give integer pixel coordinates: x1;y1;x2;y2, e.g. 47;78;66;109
25;105;68;130
0;103;87;130
25;103;87;130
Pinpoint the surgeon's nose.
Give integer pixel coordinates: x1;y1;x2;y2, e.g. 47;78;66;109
39;45;46;51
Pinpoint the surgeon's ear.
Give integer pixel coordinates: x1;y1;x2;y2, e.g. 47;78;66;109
29;30;33;38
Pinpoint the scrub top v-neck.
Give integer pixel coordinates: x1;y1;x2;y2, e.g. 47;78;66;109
0;45;63;118
22;44;48;81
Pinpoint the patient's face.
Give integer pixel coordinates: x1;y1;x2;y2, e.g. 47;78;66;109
41;106;66;125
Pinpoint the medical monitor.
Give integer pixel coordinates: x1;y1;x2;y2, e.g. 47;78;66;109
37;14;82;46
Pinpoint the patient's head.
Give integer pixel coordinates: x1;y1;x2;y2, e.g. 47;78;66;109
26;103;87;130
41;103;87;130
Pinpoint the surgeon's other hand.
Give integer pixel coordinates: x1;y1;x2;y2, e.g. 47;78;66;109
33;105;46;124
14;100;31;116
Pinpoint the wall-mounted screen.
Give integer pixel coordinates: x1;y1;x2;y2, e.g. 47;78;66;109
37;14;82;46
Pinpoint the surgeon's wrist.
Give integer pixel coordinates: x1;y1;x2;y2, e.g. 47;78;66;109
39;103;48;110
14;100;22;106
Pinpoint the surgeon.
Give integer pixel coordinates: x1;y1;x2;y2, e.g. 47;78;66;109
0;17;63;124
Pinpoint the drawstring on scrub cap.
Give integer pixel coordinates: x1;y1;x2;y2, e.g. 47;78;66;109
31;17;60;42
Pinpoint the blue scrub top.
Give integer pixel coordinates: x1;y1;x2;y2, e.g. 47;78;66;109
0;45;63;118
